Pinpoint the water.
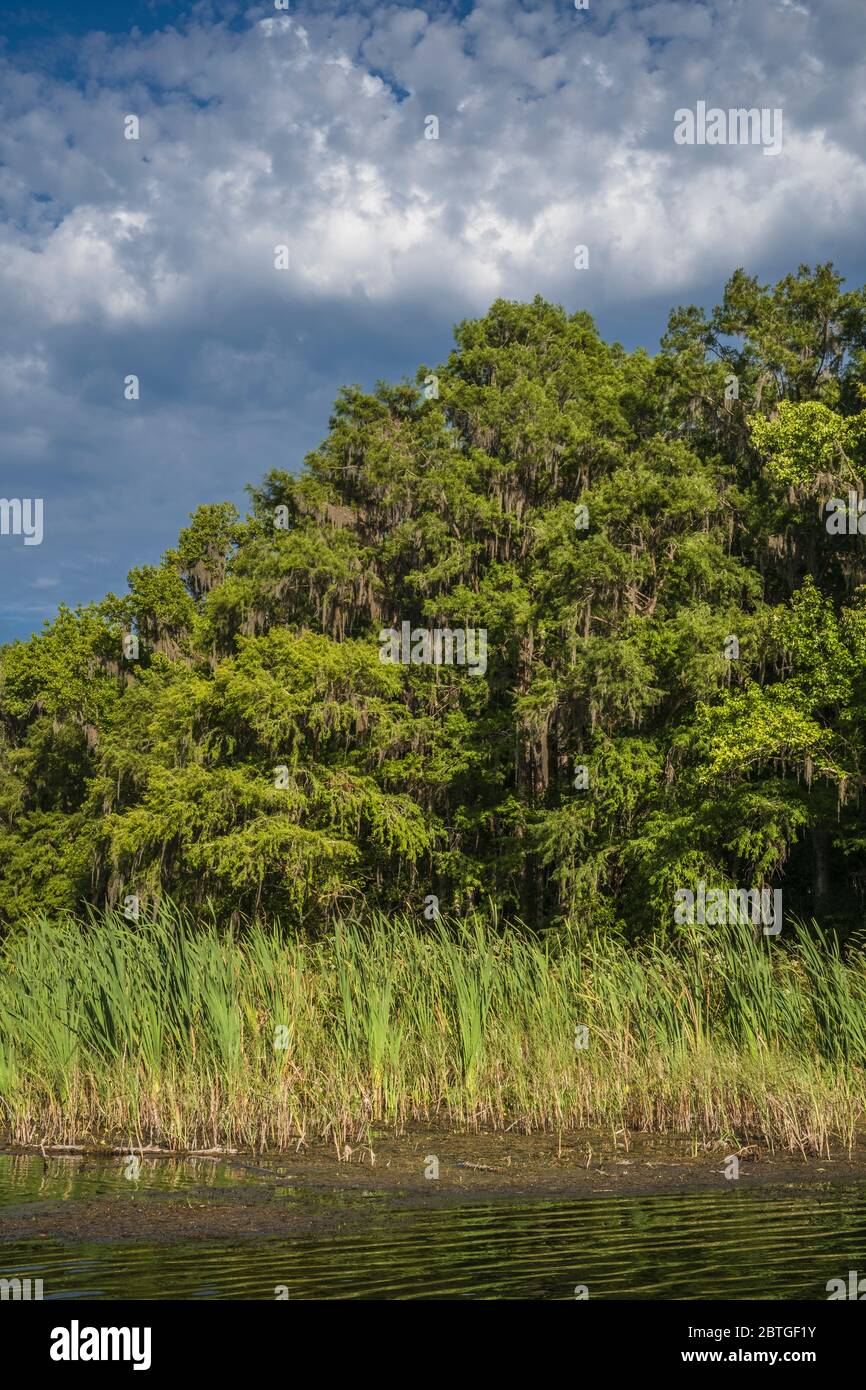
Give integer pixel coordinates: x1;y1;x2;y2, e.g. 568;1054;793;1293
1;1154;865;1299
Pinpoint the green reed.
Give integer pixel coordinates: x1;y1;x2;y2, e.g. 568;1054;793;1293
1;905;864;1154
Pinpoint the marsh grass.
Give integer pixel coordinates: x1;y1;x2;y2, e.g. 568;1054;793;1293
1;904;865;1155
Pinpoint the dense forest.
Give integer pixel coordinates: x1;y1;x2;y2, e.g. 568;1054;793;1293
3;263;866;938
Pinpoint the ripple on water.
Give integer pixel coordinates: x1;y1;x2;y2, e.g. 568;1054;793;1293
1;1155;865;1299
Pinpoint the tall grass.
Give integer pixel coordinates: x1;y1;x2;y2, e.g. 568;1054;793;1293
1;905;865;1155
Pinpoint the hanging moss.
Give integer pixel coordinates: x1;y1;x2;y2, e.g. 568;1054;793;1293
2;266;866;931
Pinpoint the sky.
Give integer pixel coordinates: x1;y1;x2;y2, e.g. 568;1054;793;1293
1;0;865;642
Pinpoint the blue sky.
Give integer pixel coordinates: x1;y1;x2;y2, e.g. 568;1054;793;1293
2;0;865;642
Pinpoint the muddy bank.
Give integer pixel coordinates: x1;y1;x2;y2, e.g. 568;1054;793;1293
3;1129;866;1244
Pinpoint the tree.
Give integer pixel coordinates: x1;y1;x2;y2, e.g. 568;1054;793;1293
2;267;865;936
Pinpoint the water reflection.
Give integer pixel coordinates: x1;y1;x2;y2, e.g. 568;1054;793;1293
1;1155;864;1300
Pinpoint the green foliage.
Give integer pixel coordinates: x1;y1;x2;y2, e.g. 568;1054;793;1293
750;401;866;488
2;905;865;1151
3;265;866;934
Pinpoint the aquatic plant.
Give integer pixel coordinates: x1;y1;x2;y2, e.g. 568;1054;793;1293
1;903;864;1155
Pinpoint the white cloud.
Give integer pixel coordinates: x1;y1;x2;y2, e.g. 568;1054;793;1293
2;1;864;325
0;0;864;635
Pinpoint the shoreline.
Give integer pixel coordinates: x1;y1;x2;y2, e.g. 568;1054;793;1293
4;1130;866;1245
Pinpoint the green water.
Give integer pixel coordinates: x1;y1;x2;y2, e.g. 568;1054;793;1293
1;1155;865;1299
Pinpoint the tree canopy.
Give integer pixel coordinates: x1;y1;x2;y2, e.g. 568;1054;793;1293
3;263;866;936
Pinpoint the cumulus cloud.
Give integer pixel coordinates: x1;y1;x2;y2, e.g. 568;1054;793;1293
0;0;864;638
